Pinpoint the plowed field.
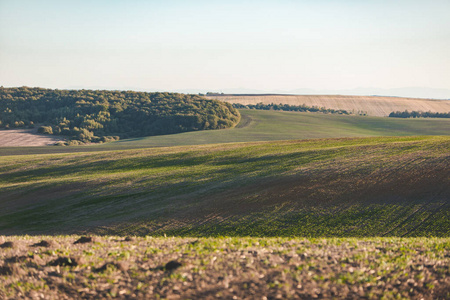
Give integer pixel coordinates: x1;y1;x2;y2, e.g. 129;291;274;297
0;236;448;299
0;129;64;147
209;94;450;117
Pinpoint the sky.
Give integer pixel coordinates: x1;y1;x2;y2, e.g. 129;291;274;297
1;0;450;98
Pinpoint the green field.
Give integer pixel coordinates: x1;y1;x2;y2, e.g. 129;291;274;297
1;136;448;236
1;103;449;299
111;109;450;146
1;109;449;156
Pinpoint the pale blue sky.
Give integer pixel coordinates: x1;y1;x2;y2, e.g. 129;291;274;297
1;0;449;96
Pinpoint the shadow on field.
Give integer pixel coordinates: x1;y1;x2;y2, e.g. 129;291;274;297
1;137;449;237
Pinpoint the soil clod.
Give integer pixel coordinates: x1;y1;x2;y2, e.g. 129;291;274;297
32;240;53;247
0;265;13;275
74;236;94;244
0;242;14;249
95;262;129;273
49;257;79;267
165;260;182;271
5;255;30;263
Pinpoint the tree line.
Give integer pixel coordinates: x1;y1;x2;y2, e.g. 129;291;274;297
389;110;450;118
0;87;240;144
232;102;354;115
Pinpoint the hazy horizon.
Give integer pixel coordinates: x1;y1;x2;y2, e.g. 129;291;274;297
1;0;449;99
2;85;449;100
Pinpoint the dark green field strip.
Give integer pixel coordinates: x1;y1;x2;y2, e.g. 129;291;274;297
1;110;449;156
142;204;450;238
0;136;448;236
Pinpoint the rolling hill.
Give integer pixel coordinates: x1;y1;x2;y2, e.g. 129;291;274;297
1;136;448;236
109;109;450;148
1;94;449;299
0;87;240;144
1;109;449;156
208;94;450;117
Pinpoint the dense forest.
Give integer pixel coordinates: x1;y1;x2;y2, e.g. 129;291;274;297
389;110;450;118
232;102;354;115
0;87;240;144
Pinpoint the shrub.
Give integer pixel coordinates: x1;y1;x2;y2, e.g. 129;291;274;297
37;126;53;134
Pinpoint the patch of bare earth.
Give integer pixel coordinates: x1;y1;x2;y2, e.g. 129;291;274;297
0;236;448;299
209;95;450;117
0;128;65;147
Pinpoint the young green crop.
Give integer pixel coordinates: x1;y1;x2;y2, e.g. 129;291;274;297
0;136;448;237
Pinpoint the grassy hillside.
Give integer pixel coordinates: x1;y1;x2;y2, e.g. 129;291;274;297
209;94;450;117
1;136;448;236
1;109;449;156
110;110;450;147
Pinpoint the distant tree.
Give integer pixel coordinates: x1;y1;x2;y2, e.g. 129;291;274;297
232;102;352;115
389;110;450;118
0;87;240;144
37;126;53;134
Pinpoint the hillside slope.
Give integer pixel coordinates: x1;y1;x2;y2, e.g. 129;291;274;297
208;94;450;117
109;110;450;148
2;109;449;156
0;87;240;144
1;136;448;236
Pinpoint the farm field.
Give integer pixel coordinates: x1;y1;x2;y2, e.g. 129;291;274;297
1;109;449;156
1;103;449;300
209;94;450;117
4;1;450;299
0;128;64;147
1;98;449;300
109;109;450;148
0;236;448;299
0;0;450;300
0;136;448;237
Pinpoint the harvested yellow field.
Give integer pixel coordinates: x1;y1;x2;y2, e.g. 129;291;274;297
209;95;450;117
0;129;64;147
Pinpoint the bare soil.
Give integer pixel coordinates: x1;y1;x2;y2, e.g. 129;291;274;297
0;236;448;299
0;128;65;147
209;95;450;117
